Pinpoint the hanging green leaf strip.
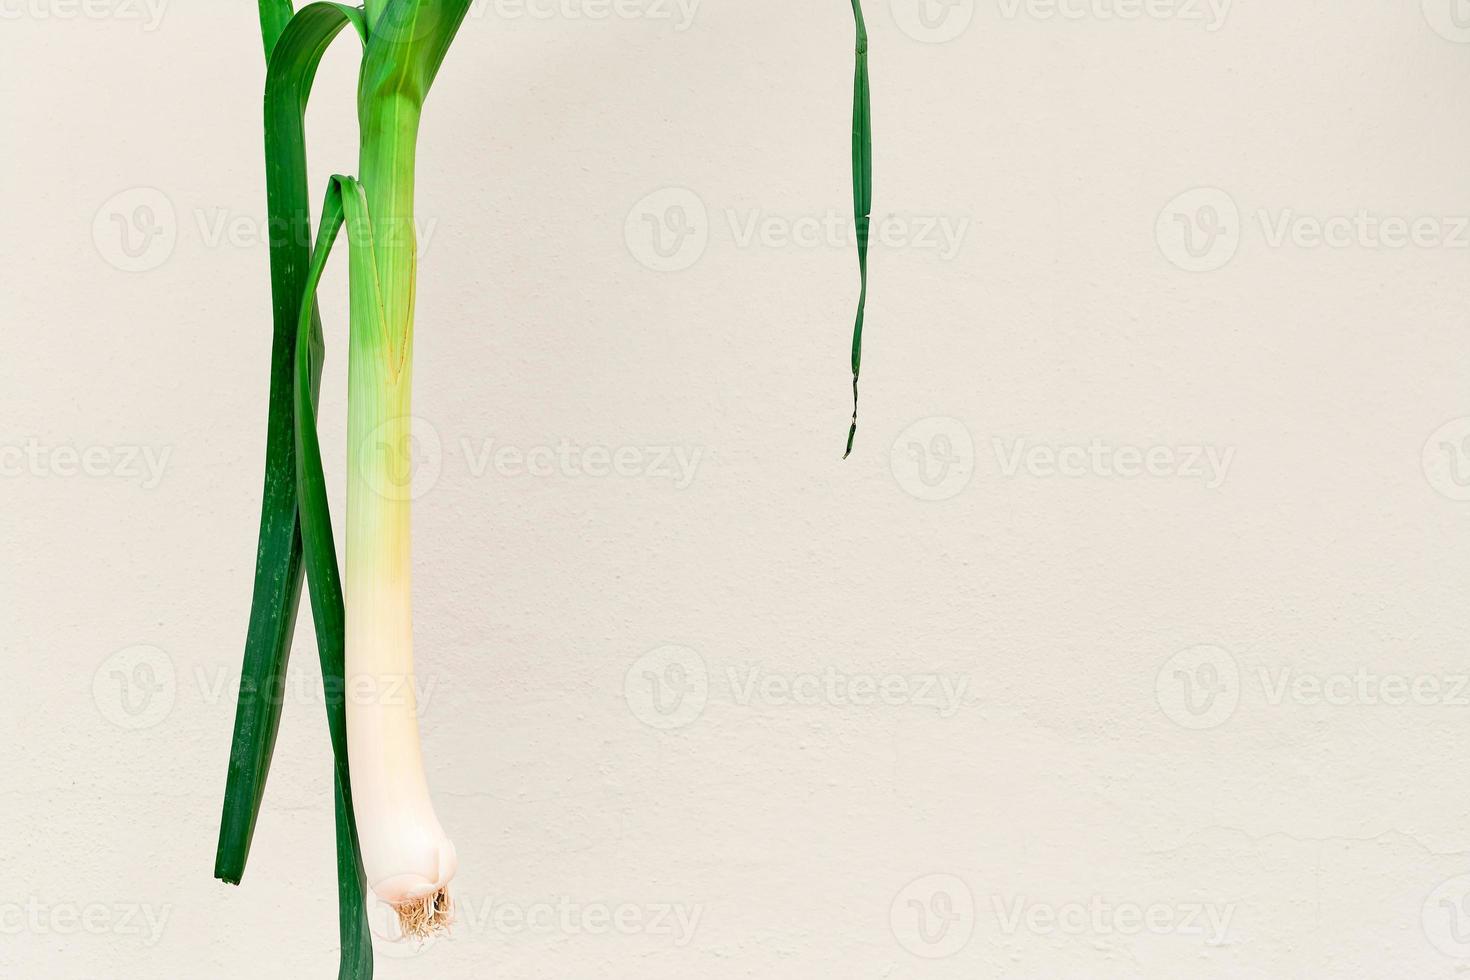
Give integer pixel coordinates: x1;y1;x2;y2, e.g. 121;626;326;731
215;1;368;888
331;775;374;979
845;0;872;459
257;0;296;62
293;177;374;980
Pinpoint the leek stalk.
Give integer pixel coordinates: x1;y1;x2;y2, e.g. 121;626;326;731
215;1;875;972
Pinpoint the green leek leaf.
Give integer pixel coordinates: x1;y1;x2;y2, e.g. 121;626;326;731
844;0;872;458
294;176;374;980
215;1;367;887
257;0;296;61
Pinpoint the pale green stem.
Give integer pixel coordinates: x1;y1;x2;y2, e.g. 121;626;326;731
359;95;422;370
344;72;455;921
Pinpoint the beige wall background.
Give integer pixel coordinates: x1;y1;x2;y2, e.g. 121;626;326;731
7;0;1470;976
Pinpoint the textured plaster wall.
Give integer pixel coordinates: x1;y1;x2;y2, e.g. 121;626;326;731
7;1;1470;977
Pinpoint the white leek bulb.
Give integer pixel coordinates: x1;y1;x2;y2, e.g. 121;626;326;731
344;214;456;939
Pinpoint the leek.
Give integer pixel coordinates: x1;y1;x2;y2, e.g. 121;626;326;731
214;0;875;973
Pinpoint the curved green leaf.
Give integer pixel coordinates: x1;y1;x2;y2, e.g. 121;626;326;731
216;1;367;888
